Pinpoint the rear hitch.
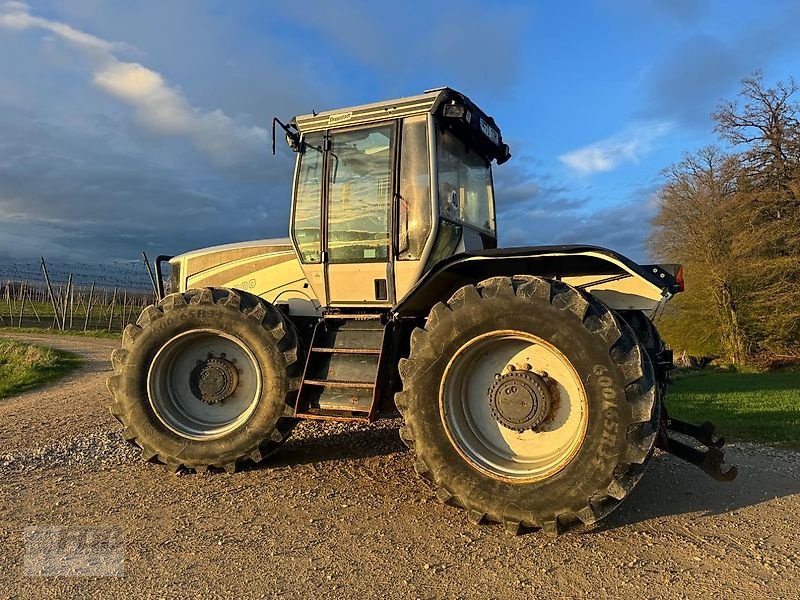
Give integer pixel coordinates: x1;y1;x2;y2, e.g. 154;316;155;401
656;416;738;482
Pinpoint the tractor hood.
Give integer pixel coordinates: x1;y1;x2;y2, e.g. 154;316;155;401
169;238;298;292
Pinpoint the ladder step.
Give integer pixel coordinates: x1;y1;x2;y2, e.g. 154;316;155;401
323;313;384;321
303;379;375;389
298;412;371;422
311;347;381;355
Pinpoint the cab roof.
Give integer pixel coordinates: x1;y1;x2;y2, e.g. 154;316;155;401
291;87;510;164
292;87;444;133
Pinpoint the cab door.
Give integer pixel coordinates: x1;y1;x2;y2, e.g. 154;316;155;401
323;123;396;306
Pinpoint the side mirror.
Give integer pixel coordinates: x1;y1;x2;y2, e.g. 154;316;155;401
285;132;303;153
272;117;301;155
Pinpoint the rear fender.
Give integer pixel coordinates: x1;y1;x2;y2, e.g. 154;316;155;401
392;245;679;318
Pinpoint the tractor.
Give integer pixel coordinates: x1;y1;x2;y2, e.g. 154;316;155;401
108;87;736;534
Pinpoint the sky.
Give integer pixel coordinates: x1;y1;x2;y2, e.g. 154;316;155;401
1;0;799;265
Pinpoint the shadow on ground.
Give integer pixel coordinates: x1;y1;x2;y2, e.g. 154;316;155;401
245;423;408;472
595;447;800;532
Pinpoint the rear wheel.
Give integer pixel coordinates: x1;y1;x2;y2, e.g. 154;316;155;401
107;288;301;473
396;276;659;534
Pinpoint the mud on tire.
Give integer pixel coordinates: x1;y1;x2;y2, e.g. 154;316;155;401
396;276;659;534
107;287;301;473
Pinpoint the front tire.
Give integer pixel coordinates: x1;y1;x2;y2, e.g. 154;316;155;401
107;288;301;473
396;276;658;534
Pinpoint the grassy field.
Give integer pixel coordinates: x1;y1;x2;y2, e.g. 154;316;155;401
667;370;800;448
0;339;81;399
0;325;121;339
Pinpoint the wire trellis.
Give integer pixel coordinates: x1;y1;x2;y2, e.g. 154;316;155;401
0;255;161;332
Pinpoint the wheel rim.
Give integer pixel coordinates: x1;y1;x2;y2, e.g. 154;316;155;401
440;330;588;482
147;329;262;440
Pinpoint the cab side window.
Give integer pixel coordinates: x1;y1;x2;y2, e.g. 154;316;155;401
399;116;432;261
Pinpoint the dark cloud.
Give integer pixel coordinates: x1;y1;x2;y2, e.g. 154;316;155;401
0;105;294;262
0;0;532;265
493;159;571;210
638;2;800;128
50;0;345;120
5;0;796;273
270;0;532;99
496;175;660;262
639;34;740;127
0;1;324;263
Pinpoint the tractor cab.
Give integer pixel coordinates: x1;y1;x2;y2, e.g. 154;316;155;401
284;87;511;308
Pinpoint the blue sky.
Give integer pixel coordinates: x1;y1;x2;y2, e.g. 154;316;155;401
1;0;799;264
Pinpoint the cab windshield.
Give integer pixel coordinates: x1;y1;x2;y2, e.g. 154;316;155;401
436;128;495;232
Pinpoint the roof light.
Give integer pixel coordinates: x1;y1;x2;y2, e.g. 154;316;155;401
443;103;466;118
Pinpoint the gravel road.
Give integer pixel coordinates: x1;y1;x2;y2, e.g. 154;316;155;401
1;333;798;599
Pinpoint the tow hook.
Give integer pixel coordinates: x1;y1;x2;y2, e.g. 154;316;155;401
656;416;738;482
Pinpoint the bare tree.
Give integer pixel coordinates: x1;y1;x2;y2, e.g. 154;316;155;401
713;70;800;192
652;147;749;363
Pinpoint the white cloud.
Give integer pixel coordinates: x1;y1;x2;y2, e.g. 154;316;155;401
0;2;267;168
559;121;674;175
3;1;30;12
92;62;199;135
0;2;125;52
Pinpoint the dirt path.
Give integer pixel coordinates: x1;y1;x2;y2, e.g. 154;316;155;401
1;333;798;599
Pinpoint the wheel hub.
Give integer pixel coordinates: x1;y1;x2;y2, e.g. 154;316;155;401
189;357;239;404
488;370;552;432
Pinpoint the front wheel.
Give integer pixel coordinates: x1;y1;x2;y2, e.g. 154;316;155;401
107;288;301;473
396;276;659;534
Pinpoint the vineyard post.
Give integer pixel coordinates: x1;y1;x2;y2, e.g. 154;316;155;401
40;258;62;331
69;279;74;329
107;286;117;332
121;289;128;331
61;273;73;331
17;281;25;327
4;280;13;322
84;282;95;332
27;285;41;322
142;251;159;302
55;284;63;328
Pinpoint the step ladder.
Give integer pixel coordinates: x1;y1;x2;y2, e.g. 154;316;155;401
295;314;388;421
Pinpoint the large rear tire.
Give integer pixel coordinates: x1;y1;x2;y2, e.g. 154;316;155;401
396;276;659;534
107;288;301;473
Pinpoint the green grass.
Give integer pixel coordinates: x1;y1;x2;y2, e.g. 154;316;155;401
0;326;121;339
1;299;143;320
667;371;800;448
0;339;81;398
